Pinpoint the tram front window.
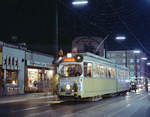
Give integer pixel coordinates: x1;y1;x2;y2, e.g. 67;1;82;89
61;64;82;77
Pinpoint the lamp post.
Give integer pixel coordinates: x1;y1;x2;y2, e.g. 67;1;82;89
56;0;88;55
95;34;126;58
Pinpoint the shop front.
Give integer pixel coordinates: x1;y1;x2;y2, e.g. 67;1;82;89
0;51;3;96
2;46;25;95
25;61;56;93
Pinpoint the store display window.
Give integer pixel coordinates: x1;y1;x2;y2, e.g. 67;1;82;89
6;70;18;85
27;68;39;89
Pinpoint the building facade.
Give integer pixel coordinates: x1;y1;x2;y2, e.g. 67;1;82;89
106;50;147;82
0;42;55;96
25;51;55;93
1;44;25;95
72;36;104;56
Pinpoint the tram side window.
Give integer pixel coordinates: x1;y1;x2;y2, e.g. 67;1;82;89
84;62;92;77
99;65;106;78
118;70;124;79
94;64;99;77
111;68;116;79
107;67;112;79
118;70;122;79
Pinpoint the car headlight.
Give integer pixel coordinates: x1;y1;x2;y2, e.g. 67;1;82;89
66;84;71;90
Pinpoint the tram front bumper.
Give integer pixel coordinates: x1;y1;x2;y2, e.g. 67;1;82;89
58;91;81;97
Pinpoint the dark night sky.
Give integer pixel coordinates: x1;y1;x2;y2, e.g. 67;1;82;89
4;0;150;57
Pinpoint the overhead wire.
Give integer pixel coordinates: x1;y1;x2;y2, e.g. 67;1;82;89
105;0;150;57
58;0;150;58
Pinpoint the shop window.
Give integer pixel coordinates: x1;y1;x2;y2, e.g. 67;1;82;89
27;68;38;89
6;70;18;84
45;70;55;80
84;62;92;77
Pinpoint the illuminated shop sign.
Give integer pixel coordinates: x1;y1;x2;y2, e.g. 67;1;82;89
27;61;52;68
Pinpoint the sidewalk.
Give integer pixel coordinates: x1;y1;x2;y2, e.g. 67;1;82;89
0;92;57;104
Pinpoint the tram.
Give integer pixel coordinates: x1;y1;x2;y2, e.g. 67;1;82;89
57;52;130;100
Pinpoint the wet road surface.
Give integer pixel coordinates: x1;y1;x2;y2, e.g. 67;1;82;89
0;89;149;117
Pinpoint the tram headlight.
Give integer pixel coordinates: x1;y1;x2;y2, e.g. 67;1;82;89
66;84;71;90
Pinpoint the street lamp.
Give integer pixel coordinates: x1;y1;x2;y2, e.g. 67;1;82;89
72;0;88;5
141;57;148;61
147;62;150;66
56;0;88;55
133;50;141;54
95;34;126;58
115;36;126;40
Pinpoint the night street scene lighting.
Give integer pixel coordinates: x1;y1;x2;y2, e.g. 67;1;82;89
72;0;88;5
133;50;141;54
115;36;126;40
141;57;148;60
147;62;150;66
2;0;150;117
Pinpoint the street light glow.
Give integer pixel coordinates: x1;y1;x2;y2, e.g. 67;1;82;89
147;62;150;66
141;57;148;60
116;36;126;40
72;0;88;5
133;50;141;54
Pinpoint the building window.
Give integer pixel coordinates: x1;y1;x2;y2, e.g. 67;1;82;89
129;65;135;70
123;53;126;57
6;70;18;84
136;59;140;63
112;59;116;63
122;59;126;63
107;53;110;58
111;53;115;57
130;72;135;76
130;59;134;63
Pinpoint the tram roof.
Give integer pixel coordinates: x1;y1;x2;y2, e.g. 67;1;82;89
79;52;128;70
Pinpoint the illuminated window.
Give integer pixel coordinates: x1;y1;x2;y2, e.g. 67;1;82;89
130;59;134;63
136;59;140;63
84;62;92;77
122;59;126;63
111;68;116;79
61;64;82;77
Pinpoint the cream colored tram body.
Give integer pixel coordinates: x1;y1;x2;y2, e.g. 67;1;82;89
57;52;130;99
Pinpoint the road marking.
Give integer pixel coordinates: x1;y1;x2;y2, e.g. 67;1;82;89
12;104;50;112
107;94;148;117
0;95;56;104
46;100;64;104
24;109;54;117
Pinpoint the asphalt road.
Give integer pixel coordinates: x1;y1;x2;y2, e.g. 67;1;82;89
0;89;150;117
